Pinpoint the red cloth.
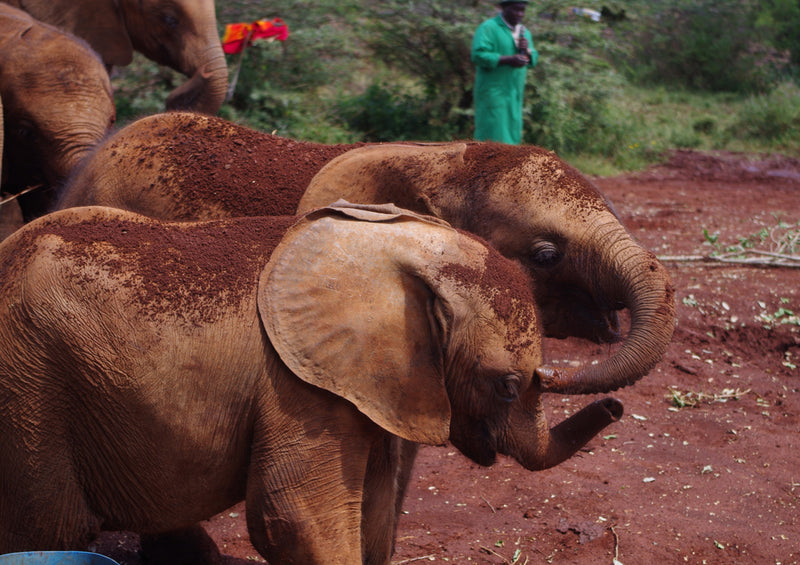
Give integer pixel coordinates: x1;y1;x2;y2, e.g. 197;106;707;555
222;18;289;54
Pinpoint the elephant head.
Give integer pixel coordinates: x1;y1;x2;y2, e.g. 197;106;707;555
0;4;115;220
1;0;227;114
299;144;676;395
261;202;623;470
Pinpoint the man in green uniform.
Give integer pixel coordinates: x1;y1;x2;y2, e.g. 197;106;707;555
471;0;538;144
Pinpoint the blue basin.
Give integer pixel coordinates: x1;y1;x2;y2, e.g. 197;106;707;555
0;552;119;565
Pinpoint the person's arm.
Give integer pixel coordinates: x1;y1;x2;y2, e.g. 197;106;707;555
499;53;530;67
471;21;510;68
472;21;530;68
504;35;531;67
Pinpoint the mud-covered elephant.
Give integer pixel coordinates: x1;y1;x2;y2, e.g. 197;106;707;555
1;0;227;114
0;4;115;222
57;111;676;396
0;202;622;564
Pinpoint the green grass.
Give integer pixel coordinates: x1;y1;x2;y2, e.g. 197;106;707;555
563;83;800;175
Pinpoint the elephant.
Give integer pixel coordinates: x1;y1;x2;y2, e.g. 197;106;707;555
0;4;116;222
0;0;227;115
0;202;623;564
56;111;676;396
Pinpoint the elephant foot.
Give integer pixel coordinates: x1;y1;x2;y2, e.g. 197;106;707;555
140;524;222;565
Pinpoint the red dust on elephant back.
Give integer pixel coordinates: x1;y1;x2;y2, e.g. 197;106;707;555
8;211;296;324
142;115;362;218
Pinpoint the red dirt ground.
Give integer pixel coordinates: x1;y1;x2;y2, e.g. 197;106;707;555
93;150;800;565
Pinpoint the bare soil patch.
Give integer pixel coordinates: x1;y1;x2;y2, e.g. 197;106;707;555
96;150;800;565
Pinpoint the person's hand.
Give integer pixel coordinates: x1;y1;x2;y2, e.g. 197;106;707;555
499;54;529;67
516;37;530;64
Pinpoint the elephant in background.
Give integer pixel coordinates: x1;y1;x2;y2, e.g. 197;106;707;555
0;4;116;222
0;202;622;564
1;0;227;114
56;111;675;397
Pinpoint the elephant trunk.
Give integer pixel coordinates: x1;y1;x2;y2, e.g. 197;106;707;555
165;45;228;115
538;226;676;395
502;388;623;471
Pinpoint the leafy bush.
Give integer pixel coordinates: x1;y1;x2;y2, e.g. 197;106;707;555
336;83;427;142
729;81;800;143
757;0;800;67
613;0;787;93
215;2;367;139
338;1;483;141
524;35;622;153
520;3;633;156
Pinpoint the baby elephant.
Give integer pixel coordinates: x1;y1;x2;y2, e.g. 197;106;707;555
0;3;115;221
0;202;622;564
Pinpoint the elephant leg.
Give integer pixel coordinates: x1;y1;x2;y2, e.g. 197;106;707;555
245;392;378;564
0;425;102;552
394;440;420;530
139;525;221;565
361;434;407;564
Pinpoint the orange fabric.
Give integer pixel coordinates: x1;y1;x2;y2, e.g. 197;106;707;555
222;18;289;54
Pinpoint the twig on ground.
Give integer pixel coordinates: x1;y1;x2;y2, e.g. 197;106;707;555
658;253;800;267
611;525;623;565
478;546;527;564
392;555;436;564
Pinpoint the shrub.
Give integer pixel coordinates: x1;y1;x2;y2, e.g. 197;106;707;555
524;9;625;155
336;82;464;142
730;81;800;142
613;0;785;93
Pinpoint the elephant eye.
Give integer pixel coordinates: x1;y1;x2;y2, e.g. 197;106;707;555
494;374;521;403
162;13;179;29
15;120;38;144
529;241;562;268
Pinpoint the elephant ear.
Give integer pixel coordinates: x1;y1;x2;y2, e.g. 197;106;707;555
297;143;468;215
27;0;133;67
258;203;454;445
319;198;453;227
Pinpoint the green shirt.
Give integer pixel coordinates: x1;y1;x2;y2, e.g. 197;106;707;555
471;15;538;145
